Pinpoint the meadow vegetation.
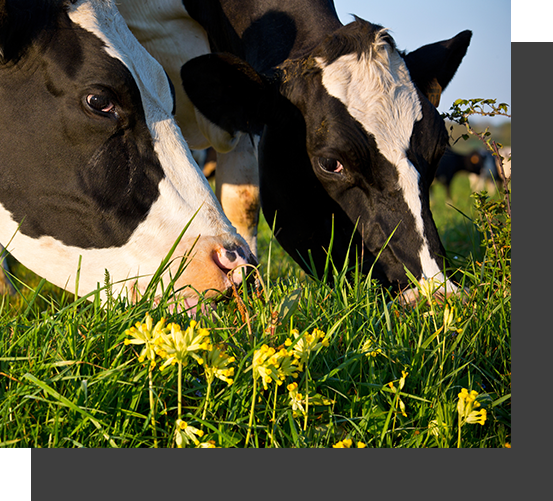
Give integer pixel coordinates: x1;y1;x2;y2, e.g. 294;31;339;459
0;103;511;448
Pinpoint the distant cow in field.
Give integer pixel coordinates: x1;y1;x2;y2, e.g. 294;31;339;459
434;146;510;198
434;148;486;198
119;0;471;299
0;0;255;310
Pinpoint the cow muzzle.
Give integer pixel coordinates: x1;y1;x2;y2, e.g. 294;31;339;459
168;236;257;315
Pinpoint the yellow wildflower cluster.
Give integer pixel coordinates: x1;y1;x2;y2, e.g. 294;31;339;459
155;320;210;370
285;328;330;370
203;344;236;386
124;313;167;368
250;344;299;390
124;314;235;386
332;439;367;448
249;327;329;391
457;388;487;426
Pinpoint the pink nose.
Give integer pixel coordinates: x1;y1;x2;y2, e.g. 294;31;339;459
213;245;257;285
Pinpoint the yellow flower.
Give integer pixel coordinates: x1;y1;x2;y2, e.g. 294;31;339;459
332;439;355;448
196;440;218;448
287;381;306;416
399;370;408;391
457;388;487;427
443;306;455;332
156;321;211;370
289;328;329;370
466;408;487;426
361;338;382;358
275;348;300;383
203;344;235;385
124;313;166;364
248;344;281;390
387;371;408;417
357;441;367;448
175;419;204;447
419;278;439;301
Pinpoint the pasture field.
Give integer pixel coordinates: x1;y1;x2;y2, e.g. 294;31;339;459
0;173;511;448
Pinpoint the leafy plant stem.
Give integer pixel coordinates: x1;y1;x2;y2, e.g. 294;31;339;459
148;366;158;448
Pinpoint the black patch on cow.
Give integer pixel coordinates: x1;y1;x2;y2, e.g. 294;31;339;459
0;1;164;249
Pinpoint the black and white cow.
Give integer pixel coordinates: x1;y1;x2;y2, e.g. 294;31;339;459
435;148;486;199
0;0;255;309
119;0;472;298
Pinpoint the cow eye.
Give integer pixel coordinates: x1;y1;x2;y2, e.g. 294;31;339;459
86;94;117;116
317;157;344;174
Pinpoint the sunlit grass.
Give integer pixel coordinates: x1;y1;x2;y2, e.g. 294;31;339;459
0;174;510;448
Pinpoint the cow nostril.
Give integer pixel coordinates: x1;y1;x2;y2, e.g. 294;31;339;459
225;250;237;263
213;246;254;274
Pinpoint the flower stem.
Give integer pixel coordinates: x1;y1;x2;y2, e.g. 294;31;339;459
270;384;278;447
178;362;182;421
457;418;463;448
202;380;212;421
246;377;257;447
148;366;158;448
303;366;309;431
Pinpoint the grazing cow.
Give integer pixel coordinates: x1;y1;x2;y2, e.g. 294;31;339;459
0;0;255;310
435;146;511;198
435;148;486;199
119;0;472;297
468;150;500;195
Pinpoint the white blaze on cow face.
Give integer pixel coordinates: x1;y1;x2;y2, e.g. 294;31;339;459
316;30;453;289
0;0;253;304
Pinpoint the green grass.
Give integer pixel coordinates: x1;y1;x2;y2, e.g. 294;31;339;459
0;173;511;448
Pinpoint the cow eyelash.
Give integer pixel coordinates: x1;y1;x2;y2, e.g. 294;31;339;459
85;94;119;118
316;157;344;174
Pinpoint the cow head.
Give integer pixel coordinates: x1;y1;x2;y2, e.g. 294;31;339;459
181;18;471;294
0;0;255;308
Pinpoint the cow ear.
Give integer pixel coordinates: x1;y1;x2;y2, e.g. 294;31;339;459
0;0;15;62
0;0;58;63
403;30;472;107
181;53;273;136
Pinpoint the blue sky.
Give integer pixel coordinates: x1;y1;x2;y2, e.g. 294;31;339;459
333;1;511;119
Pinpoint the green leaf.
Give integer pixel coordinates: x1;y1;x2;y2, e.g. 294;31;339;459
277;288;302;325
